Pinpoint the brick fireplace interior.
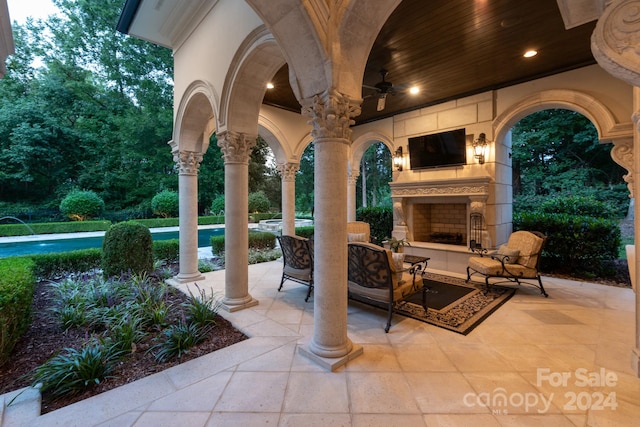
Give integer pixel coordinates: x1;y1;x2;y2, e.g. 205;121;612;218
412;203;467;245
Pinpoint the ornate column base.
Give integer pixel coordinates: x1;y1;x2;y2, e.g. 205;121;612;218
221;295;259;312
167;272;205;285
299;342;363;372
632;348;640;377
392;225;409;241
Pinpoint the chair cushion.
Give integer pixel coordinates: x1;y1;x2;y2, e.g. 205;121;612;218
348;232;368;242
468;256;538;278
283;265;312;281
507;231;544;269
349;271;422;302
497;245;520;264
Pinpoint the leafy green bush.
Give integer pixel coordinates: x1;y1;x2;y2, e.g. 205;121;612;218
151;190;179;218
0;258;35;366
29;248;103;278
514;212;621;274
150;322;208;362
211;235;225;255
60;190;105;221
294;226;314;238
32;337;122;397
538;195;617;218
248;248;283;264
102;221;154;277
210;195;225;215
357;206;393;245
153;239;179;262
248;191;271;213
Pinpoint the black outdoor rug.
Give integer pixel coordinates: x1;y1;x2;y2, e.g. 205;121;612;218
395;273;516;335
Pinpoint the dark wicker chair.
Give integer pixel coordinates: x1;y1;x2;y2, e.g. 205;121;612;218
276;234;314;301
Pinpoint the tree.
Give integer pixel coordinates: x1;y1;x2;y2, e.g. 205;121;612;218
512;109;628;216
357;142;392;209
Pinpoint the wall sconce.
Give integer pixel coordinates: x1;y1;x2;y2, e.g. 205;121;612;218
393;146;403;171
472;133;488;164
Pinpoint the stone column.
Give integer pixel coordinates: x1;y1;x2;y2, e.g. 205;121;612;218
217;131;259;312
299;89;363;370
170;143;205;283
633;87;640;375
347;171;359;222
278;162;299;236
592;0;640;377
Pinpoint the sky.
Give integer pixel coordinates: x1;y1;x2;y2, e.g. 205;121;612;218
7;0;59;24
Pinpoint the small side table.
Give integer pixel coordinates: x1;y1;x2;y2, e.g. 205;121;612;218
402;255;430;310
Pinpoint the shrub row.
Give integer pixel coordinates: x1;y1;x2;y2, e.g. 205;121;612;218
294;226;314;239
210;231;276;255
0;220;112;237
0;257;35;366
514;212;621;274
356;206;393;246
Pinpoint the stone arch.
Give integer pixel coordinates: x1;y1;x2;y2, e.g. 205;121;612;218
493;89;634;195
351;130;394;175
173;80;217;154
219;26;286;136
494;89;631;149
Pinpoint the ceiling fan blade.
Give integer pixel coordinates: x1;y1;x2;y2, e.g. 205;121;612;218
377;94;387;111
363;84;379;91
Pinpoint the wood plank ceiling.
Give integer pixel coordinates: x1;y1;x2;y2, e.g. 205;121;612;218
262;0;597;126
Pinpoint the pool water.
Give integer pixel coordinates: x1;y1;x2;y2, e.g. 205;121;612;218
0;228;225;258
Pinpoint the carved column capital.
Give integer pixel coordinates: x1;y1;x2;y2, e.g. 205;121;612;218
592;0;640;87
278;162;300;182
172;150;203;175
301;88;361;141
469;195;488;215
216;131;257;164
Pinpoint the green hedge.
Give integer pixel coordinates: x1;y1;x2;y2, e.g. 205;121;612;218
102;222;154;277
356;206;393;246
250;213;282;223
0;220;112;237
294;226;314;239
0;258;35;366
211;231;276;255
153;239;179;262
29;248;103;278
514;212;621;274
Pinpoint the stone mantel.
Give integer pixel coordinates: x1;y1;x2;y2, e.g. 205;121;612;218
390;176;492;198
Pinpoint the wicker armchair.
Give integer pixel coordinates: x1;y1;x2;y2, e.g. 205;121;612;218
277;234;314;301
467;230;548;297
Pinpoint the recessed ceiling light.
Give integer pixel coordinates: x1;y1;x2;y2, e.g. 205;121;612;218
524;50;537;58
409;86;420;95
266;82;275;89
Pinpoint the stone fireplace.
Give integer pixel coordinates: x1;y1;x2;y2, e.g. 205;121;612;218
390;176;492;248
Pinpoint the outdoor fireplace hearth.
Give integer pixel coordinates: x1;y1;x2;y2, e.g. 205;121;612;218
429;232;464;245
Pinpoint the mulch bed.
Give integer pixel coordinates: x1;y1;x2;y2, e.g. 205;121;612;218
0;266;247;414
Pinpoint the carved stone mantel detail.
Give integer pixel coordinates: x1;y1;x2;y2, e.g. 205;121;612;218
217;131;257;164
469;195;488;216
610;138;634;197
390;177;492;198
392;197;407;226
278;162;299;182
592;0;640;87
301;88;361;141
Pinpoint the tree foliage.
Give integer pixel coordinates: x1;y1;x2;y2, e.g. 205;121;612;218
512;109;629;217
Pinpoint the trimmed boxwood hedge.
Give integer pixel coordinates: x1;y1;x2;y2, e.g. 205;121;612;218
0;257;35;366
211;230;276;255
102;221;154;277
514;212;621;274
0;220;112;237
356;206;393;245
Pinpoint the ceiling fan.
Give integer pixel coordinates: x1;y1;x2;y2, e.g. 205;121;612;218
363;69;411;111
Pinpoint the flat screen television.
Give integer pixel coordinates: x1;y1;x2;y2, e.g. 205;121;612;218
408;128;467;169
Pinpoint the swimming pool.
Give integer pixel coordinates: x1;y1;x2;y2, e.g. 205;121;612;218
0;227;226;258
